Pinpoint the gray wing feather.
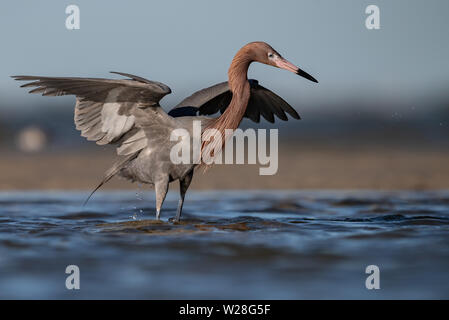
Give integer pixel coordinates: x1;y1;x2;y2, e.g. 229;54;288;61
116;130;148;156
13;72;172;155
174;82;230;108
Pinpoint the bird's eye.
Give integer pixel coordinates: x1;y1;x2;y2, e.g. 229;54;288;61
268;53;274;58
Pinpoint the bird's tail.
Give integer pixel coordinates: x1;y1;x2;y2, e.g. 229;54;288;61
83;154;137;206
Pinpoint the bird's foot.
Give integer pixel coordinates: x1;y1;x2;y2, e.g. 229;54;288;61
168;217;180;224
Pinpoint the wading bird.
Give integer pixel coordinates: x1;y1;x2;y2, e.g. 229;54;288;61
13;42;317;221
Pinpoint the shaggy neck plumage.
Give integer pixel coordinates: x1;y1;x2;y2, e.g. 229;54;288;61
201;47;253;158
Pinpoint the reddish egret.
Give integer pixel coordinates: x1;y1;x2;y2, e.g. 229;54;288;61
13;41;317;221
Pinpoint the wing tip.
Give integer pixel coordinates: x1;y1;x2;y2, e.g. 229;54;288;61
291;112;301;120
11;75;32;81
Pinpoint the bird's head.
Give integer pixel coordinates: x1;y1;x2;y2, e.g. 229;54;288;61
242;41;318;83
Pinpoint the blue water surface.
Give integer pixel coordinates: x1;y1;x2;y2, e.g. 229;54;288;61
0;190;448;299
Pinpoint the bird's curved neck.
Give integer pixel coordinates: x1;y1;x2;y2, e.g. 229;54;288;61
228;51;252;95
206;49;252;133
201;48;253;161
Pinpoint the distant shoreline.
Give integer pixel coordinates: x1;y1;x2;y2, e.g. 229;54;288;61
2;144;449;190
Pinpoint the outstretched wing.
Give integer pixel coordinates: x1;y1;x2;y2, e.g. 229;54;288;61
12;72;172;155
169;79;300;123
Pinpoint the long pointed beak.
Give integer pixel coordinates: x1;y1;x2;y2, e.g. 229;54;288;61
275;58;318;83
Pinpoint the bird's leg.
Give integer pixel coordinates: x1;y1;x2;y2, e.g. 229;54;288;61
174;170;194;222
154;176;169;220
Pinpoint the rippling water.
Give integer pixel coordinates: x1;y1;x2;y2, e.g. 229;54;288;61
0;190;448;299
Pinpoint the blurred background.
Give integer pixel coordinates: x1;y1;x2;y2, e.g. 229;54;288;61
1;0;448;190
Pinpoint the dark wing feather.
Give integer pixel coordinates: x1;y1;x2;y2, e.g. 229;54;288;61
170;79;300;122
12;72;172;155
173;82;230;109
199;90;232;116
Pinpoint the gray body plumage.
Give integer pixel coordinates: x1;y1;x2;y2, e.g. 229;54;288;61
12;72;300;221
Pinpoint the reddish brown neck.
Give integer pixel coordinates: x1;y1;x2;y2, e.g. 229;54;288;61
200;47;254;163
205;47;253;135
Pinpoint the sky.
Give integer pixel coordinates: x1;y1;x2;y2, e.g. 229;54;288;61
0;0;448;115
